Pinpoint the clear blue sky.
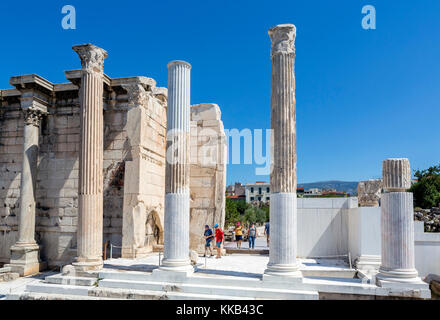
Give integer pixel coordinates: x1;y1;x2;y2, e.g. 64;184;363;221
1;0;439;185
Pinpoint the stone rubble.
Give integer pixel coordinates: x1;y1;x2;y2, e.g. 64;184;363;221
414;207;440;232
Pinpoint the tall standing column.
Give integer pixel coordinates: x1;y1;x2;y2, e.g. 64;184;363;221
264;24;302;279
72;43;107;271
377;158;420;284
8;108;45;276
160;61;193;273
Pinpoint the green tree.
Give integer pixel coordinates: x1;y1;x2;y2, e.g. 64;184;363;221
260;203;270;222
225;198;240;226
255;208;267;225
235;200;249;215
244;206;257;225
409;164;440;209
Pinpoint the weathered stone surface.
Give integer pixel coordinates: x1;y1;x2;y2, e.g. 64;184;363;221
382;158;411;192
265;23;301;278
189;103;226;253
377;158;423;286
72;44;107;272
414;207;440;232
0;45;226;270
161;61;193;272
357;179;382;207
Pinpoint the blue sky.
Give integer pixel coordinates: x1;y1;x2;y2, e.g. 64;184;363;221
1;0;439;185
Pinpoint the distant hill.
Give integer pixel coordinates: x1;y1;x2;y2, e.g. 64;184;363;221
298;180;358;195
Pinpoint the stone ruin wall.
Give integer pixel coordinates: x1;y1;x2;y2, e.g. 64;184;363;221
0;75;168;268
189;104;227;253
0;75;226;267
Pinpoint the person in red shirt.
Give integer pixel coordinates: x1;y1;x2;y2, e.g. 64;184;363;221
214;224;224;259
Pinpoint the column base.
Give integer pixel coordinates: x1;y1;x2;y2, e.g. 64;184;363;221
355;255;381;273
6;243;45;277
72;258;103;272
159;258;194;273
263;263;303;282
153;260;194;281
376;275;431;299
376;267;420;284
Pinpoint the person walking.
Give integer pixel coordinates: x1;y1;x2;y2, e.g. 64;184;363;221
203;225;214;257
214;224;224;259
264;221;270;247
234;221;243;249
248;222;258;249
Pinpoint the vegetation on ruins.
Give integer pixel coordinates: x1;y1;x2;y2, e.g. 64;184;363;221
410;163;440;209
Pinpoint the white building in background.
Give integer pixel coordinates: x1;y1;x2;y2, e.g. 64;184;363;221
304;188;321;195
245;181;271;203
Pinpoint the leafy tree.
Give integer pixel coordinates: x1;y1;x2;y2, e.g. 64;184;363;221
409;164;440;209
255;208;267;224
260;203;270;222
225;198;240;226
244;207;257;225
235;200;249;215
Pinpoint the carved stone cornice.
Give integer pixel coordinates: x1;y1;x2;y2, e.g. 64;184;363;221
122;83;150;107
121;77;155;108
268;24;296;57
72;43;108;74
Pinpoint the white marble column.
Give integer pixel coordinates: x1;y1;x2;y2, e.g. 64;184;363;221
160;61;193;273
264;24;302;279
376;158;420;283
8;108;45;276
72;43;107;271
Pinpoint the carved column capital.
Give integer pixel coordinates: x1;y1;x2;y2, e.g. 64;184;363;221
23;108;44;127
268;24;296;57
73;43;108;74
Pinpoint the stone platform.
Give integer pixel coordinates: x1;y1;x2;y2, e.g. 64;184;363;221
3;253;431;300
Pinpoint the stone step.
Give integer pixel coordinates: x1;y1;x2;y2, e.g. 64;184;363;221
0;267;12;273
225;249;269;255
26;282;93;296
98;278;318;300
89;287;254;300
45;275;97;286
7;292;118;300
301;269;357;279
99;270;270;288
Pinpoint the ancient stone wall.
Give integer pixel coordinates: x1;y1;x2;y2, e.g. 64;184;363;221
0;90;23;264
0;75;167;268
189;104;227;253
0;74;226;265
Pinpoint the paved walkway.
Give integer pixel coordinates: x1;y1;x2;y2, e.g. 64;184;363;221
101;253;350;279
224;236;269;250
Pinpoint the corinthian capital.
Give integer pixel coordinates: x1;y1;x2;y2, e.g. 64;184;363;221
73;43;108;74
23;108;43;127
268;24;296;57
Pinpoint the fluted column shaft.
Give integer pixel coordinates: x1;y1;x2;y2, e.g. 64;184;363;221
377;158;419;282
72;44;107;271
265;24;301;278
161;61;192;271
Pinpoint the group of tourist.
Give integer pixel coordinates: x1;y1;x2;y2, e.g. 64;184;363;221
203;224;224;258
202;221;270;258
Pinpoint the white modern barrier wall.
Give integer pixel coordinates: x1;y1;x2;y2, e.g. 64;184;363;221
297;197;357;258
298;198;440;277
414;221;440;277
